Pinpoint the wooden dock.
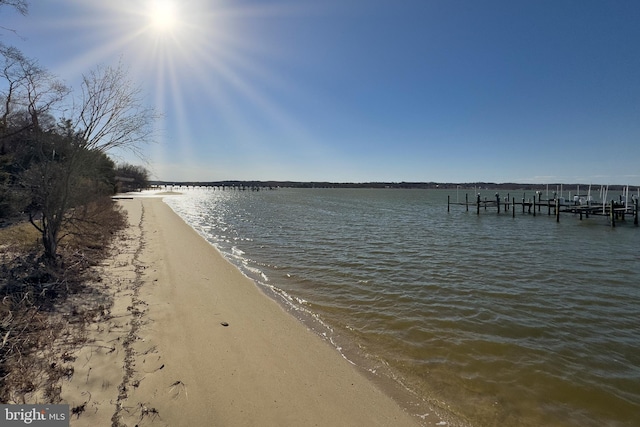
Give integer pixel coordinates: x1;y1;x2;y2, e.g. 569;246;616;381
448;190;639;227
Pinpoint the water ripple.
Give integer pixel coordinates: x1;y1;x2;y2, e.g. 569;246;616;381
165;188;640;427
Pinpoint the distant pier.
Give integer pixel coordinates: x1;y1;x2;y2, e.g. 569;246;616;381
448;186;639;227
151;183;276;191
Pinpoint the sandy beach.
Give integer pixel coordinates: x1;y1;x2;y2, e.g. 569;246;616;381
59;196;425;426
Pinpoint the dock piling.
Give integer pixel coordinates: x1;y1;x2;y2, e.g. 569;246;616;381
611;200;616;227
448;187;638;227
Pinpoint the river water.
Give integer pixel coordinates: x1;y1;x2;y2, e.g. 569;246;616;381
163;187;640;427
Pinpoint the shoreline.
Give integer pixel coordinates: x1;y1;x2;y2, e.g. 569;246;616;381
59;196;437;426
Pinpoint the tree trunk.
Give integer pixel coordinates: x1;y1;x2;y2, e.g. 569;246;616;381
42;220;59;264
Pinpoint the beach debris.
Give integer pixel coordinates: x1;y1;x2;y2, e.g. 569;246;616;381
61;351;76;362
143;362;164;373
138;403;160;421
71;392;91;419
220;321;229;327
71;403;86;419
169;380;188;399
141;345;157;355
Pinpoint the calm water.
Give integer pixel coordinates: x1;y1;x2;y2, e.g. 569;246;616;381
164;188;640;427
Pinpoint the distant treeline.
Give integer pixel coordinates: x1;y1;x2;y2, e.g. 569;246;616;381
150;181;634;192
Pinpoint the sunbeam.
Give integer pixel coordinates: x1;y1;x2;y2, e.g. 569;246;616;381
25;0;343;179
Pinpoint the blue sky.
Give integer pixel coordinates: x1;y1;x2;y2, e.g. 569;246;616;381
2;0;639;184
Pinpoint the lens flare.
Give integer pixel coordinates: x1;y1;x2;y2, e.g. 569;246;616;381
42;0;328;179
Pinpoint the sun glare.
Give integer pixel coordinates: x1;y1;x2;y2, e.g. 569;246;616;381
57;0;317;175
148;0;178;32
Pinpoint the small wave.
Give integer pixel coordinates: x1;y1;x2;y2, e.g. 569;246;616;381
163;188;640;427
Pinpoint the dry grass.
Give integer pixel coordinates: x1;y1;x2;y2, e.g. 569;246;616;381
0;198;128;403
64;197;128;253
0;221;41;251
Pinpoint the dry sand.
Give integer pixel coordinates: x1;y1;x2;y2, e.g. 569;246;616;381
60;197;427;426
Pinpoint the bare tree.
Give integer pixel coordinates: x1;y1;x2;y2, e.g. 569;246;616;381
1;47;69;224
74;60;158;157
0;0;28;15
0;44;24;132
0;1;28;36
1;50;155;264
23;130;79;261
21;60;68;132
0;45;69;135
24;125;115;262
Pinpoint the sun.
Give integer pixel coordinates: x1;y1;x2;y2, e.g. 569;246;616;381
147;0;178;32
